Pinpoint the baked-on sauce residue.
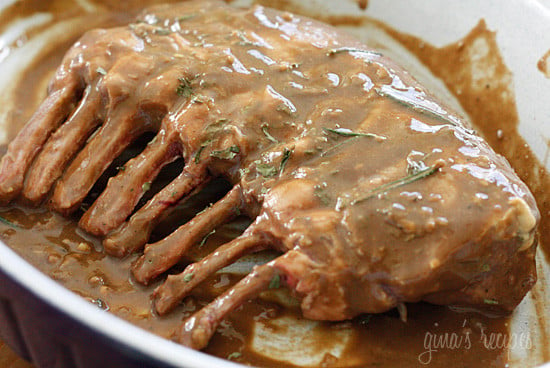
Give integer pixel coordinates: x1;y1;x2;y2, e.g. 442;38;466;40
0;1;548;367
538;49;550;79
357;0;369;10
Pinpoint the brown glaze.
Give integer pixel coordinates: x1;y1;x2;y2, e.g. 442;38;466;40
0;1;547;367
379;20;550;261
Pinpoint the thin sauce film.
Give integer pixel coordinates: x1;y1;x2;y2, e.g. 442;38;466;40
0;1;547;368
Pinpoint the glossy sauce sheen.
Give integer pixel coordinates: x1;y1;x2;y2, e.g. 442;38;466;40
0;0;547;367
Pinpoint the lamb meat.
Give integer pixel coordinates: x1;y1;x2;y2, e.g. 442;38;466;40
0;0;539;350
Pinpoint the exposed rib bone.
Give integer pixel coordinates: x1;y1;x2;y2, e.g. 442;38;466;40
132;185;245;284
22;86;102;204
79;128;181;236
50;106;149;214
177;262;279;350
153;231;267;315
0;84;79;203
103;165;209;257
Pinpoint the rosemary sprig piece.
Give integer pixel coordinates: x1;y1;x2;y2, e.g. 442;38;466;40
320;127;385;158
279;148;293;174
352;164;441;205
199;229;216;248
194;145;206;164
321;136;359;157
262;125;279;143
269;274;281;289
376;85;460;127
153;28;171;36
323;127;386;140
327;48;382;57
177;14;196;22
210;145;240;160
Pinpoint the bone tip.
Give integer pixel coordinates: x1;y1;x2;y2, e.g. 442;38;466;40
103;237;128;258
48;192;79;215
153;282;182;316
20;187;47;206
153;294;172;316
178;317;209;350
0;182;20;204
78;215;111;237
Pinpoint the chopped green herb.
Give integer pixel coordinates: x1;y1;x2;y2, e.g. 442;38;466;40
92;298;108;310
256;163;277;178
194;144;208;164
262;125;279;143
0;215;18;228
480;264;491;272
116;166;126;172
353;164;440;205
196;203;213;217
191;94;207;104
235;30;253;46
153;28;171;35
177;14;196;22
199;229;216;248
279;148;292;174
204;119;231;139
314;184;331;206
227;352;242;360
406;158;428;175
210;145;240;160
269;274;281;289
96;66;107;76
238;167;250;177
484;298;499;305
183;273;195;283
323;127;385;140
327;48;382;57
176;76;197;98
142;182;152;193
276;103;294;115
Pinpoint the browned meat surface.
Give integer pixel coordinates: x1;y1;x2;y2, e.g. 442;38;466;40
0;0;540;350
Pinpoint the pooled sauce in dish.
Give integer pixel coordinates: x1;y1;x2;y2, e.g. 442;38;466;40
0;1;548;367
